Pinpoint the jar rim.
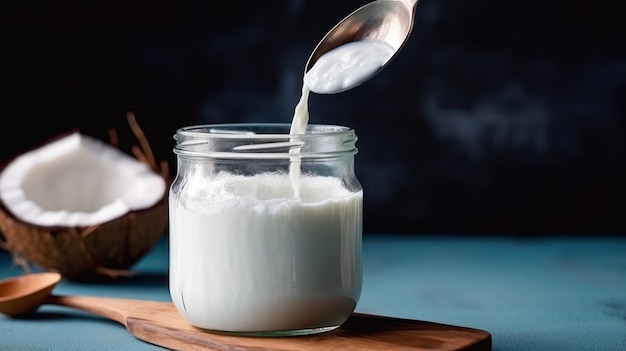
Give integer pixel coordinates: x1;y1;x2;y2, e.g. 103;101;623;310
175;123;353;138
173;123;358;159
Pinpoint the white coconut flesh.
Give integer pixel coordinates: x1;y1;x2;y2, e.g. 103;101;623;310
0;132;166;227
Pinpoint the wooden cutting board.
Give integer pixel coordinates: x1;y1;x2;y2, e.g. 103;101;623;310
129;305;491;350
51;296;492;351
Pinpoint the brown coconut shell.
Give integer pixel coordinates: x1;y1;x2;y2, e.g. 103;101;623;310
0;192;168;281
0;112;171;281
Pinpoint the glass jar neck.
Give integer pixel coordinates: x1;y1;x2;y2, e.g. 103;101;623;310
173;123;358;160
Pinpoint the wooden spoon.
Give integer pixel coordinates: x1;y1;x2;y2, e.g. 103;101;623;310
0;272;492;351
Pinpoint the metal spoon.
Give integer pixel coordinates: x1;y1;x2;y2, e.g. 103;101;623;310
305;0;420;94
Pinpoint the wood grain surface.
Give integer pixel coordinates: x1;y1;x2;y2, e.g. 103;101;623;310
48;296;491;351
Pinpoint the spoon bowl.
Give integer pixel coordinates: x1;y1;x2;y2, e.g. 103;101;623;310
0;272;61;317
305;0;419;93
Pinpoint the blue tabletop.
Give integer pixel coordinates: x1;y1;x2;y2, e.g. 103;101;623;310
1;234;625;351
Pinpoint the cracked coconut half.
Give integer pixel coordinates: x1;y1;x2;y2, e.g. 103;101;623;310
0;116;169;280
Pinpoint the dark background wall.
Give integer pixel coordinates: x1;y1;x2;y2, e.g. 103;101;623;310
2;1;624;235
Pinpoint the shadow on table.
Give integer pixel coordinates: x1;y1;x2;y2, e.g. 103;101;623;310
9;309;122;327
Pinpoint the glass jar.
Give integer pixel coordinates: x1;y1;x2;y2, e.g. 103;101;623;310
168;123;363;336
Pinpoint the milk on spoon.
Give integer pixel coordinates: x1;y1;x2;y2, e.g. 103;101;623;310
291;39;396;134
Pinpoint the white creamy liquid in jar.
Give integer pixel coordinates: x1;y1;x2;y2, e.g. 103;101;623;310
169;173;362;332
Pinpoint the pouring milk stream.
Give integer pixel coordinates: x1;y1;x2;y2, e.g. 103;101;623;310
289;39;395;197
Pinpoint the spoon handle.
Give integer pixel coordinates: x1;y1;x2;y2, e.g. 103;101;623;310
45;295;141;326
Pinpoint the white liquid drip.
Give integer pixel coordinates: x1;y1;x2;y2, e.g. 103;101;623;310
288;84;310;199
288;39;395;198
